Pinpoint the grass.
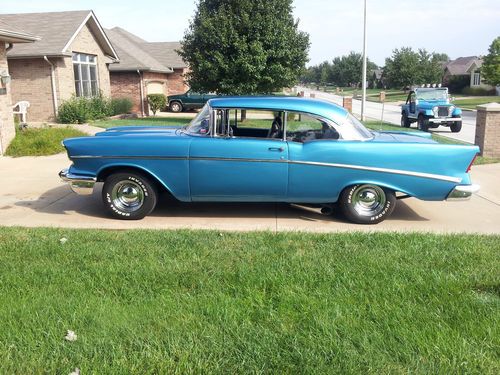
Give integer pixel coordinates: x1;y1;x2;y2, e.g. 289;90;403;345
452;97;500;110
5;126;87;157
91;116;192;129
0;228;499;373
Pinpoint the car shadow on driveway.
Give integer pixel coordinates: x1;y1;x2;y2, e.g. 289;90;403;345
13;184;428;224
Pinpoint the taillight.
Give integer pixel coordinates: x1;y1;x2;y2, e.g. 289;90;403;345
466;154;477;172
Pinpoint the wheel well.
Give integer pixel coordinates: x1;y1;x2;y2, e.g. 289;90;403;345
170;100;182;106
97;166;171;195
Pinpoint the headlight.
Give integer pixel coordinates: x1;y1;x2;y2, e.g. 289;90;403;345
432;106;439;116
449;105;455;116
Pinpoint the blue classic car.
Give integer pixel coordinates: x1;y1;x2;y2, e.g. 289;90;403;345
60;97;479;224
401;87;462;132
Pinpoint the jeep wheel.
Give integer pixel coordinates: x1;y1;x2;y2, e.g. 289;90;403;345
339;184;396;224
102;172;158;220
417;115;429;132
169;101;183;113
450;121;462;133
401;112;411;128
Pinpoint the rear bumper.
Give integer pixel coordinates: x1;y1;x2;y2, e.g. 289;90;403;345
447;184;480;201
59;168;96;196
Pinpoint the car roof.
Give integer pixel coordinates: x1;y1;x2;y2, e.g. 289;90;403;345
208;96;349;124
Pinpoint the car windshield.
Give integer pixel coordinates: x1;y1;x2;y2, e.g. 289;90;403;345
416;89;448;101
340;113;373;140
184;104;211;135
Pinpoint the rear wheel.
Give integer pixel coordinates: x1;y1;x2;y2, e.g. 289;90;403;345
450;121;462;133
169;101;183;113
102;171;158;220
401;112;410;128
417;114;429;132
339;184;396;224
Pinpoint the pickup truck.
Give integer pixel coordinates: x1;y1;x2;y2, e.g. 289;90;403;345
167;90;218;112
401;87;462;132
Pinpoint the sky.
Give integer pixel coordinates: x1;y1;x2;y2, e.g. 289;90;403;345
2;0;499;67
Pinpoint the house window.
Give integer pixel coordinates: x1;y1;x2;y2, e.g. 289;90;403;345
73;53;99;97
473;72;481;86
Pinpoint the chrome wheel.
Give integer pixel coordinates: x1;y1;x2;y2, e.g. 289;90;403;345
170;102;182;112
351;184;386;217
111;180;144;212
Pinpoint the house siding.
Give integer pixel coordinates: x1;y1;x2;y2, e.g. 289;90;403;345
8;57;54;122
168;68;189;95
0;42;16;154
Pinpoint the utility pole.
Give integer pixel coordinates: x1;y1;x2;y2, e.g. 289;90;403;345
361;0;367;121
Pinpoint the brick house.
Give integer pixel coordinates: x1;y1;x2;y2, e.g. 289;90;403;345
443;56;495;92
0;20;38;155
106;27;188;116
0;10;119;122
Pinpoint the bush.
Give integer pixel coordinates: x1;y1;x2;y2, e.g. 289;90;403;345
58;95;112;124
446;75;469;94
109;98;133;116
147;94;166;116
461;86;496;96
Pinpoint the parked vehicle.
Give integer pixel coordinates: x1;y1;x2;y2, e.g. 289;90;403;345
60;97;479;224
401;87;462;132
167;90;218;112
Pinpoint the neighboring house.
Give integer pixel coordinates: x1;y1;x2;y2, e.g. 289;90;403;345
369;68;384;89
0;10;119;122
443;56;494;90
0;20;38;155
106;27;188;116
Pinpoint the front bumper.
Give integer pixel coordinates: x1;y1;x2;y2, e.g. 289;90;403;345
428;117;461;123
59;168;96;196
447;184;480;201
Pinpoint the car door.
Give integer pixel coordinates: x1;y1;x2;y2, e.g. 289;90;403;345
409;92;416;116
189;109;288;201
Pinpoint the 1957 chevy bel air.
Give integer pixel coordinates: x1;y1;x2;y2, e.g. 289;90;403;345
60;97;480;224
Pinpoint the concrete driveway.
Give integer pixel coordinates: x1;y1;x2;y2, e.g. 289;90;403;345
298;86;478;144
1;153;499;234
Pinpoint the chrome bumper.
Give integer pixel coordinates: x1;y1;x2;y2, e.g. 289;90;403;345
59;168;96;196
447;184;480;201
429;117;461;123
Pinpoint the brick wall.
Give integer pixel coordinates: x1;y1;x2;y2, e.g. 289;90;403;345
475;104;500;158
0;42;15;154
110;71;142;114
167;68;188;95
8;57;54;121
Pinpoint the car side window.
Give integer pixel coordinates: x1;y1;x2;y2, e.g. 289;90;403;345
216;109;285;140
286;112;340;143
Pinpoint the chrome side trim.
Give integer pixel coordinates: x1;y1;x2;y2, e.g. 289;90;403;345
59;168;96;196
446;184;480;201
69;156;462;183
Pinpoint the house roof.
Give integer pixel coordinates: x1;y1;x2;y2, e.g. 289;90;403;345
106;27;186;73
371;68;383;80
0;10;118;59
445;56;482;75
0;20;39;43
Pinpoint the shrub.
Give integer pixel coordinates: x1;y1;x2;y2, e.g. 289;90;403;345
446;75;469;94
147;94;166;116
110;98;133;115
58;95;112;124
461;86;496;96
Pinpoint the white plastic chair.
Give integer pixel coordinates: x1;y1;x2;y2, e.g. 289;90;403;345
12;101;30;124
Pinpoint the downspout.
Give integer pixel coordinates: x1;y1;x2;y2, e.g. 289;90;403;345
43;56;58;117
137;69;145;117
6;43;13;52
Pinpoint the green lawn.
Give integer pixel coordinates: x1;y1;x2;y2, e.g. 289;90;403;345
452;97;500;110
5;126;87;157
0;228;498;373
91;116;192;129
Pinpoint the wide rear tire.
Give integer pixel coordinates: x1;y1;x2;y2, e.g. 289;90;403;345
102;171;158;220
450;121;462;133
339;184;396;224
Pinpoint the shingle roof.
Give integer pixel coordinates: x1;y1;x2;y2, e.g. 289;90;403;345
0;10;118;59
445;56;482;75
0;19;39;43
106;27;186;72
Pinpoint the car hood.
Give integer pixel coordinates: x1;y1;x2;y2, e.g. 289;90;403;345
417;101;451;110
95;126;184;137
370;131;437;144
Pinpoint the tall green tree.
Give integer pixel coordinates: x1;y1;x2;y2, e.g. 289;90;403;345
179;0;310;94
482;36;500;86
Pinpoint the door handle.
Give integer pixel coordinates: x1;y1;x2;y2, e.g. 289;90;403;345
268;147;284;152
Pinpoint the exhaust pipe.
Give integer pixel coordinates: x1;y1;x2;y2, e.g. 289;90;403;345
321;205;334;215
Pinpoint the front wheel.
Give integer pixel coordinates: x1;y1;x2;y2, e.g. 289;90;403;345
169;101;183;113
338;184;396;224
417;115;429;132
450;121;462;133
401;112;410;128
102;172;158;220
